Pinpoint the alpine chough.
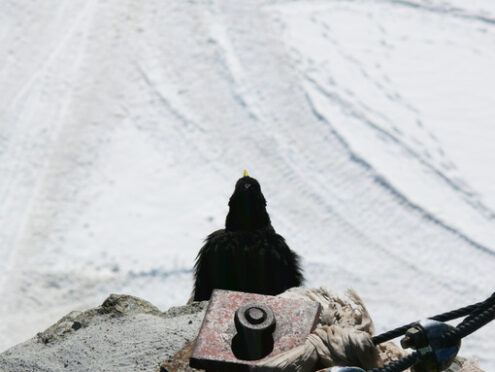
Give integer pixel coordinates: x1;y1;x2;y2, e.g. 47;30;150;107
192;171;304;301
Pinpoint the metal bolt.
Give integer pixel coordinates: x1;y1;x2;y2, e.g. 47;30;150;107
401;326;427;350
401;335;413;349
233;302;276;360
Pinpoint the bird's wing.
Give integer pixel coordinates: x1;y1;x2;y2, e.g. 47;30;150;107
192;230;235;301
263;232;304;292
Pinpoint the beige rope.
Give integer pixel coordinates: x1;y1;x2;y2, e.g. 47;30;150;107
263;287;484;372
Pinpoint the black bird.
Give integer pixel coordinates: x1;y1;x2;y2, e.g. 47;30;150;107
192;171;304;301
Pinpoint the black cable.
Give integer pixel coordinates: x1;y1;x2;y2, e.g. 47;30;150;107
442;303;495;344
371;323;416;346
371;292;495;345
457;291;495;327
366;351;419;372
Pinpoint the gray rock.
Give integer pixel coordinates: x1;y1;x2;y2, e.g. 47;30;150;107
0;294;208;372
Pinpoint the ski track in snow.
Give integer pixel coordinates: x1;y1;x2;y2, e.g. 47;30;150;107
0;0;99;293
303;86;495;259
382;0;495;26
1;0;495;369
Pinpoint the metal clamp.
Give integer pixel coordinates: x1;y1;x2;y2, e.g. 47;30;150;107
400;319;461;372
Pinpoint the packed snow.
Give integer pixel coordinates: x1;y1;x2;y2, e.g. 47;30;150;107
1;0;494;369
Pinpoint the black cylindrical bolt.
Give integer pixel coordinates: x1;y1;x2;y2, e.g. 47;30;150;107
232;303;276;360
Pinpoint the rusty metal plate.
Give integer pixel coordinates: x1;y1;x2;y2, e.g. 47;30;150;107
190;289;321;371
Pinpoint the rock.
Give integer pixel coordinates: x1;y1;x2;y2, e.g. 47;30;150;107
0;294;208;372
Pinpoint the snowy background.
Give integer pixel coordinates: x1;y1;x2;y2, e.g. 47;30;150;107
1;0;494;369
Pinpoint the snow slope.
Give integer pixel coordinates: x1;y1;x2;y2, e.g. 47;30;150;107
1;0;494;368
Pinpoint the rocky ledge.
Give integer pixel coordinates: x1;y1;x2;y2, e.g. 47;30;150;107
0;294;207;372
0;294;483;372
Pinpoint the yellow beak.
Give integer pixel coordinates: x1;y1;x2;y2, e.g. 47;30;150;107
243;170;249;177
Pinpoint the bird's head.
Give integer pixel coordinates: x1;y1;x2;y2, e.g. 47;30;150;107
225;171;271;231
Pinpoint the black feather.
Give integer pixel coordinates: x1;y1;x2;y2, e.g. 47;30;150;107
192;176;304;301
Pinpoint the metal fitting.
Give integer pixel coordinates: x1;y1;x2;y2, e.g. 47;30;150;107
232;302;276;360
400;319;460;372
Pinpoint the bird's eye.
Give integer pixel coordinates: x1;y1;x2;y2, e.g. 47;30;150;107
244;183;251;189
